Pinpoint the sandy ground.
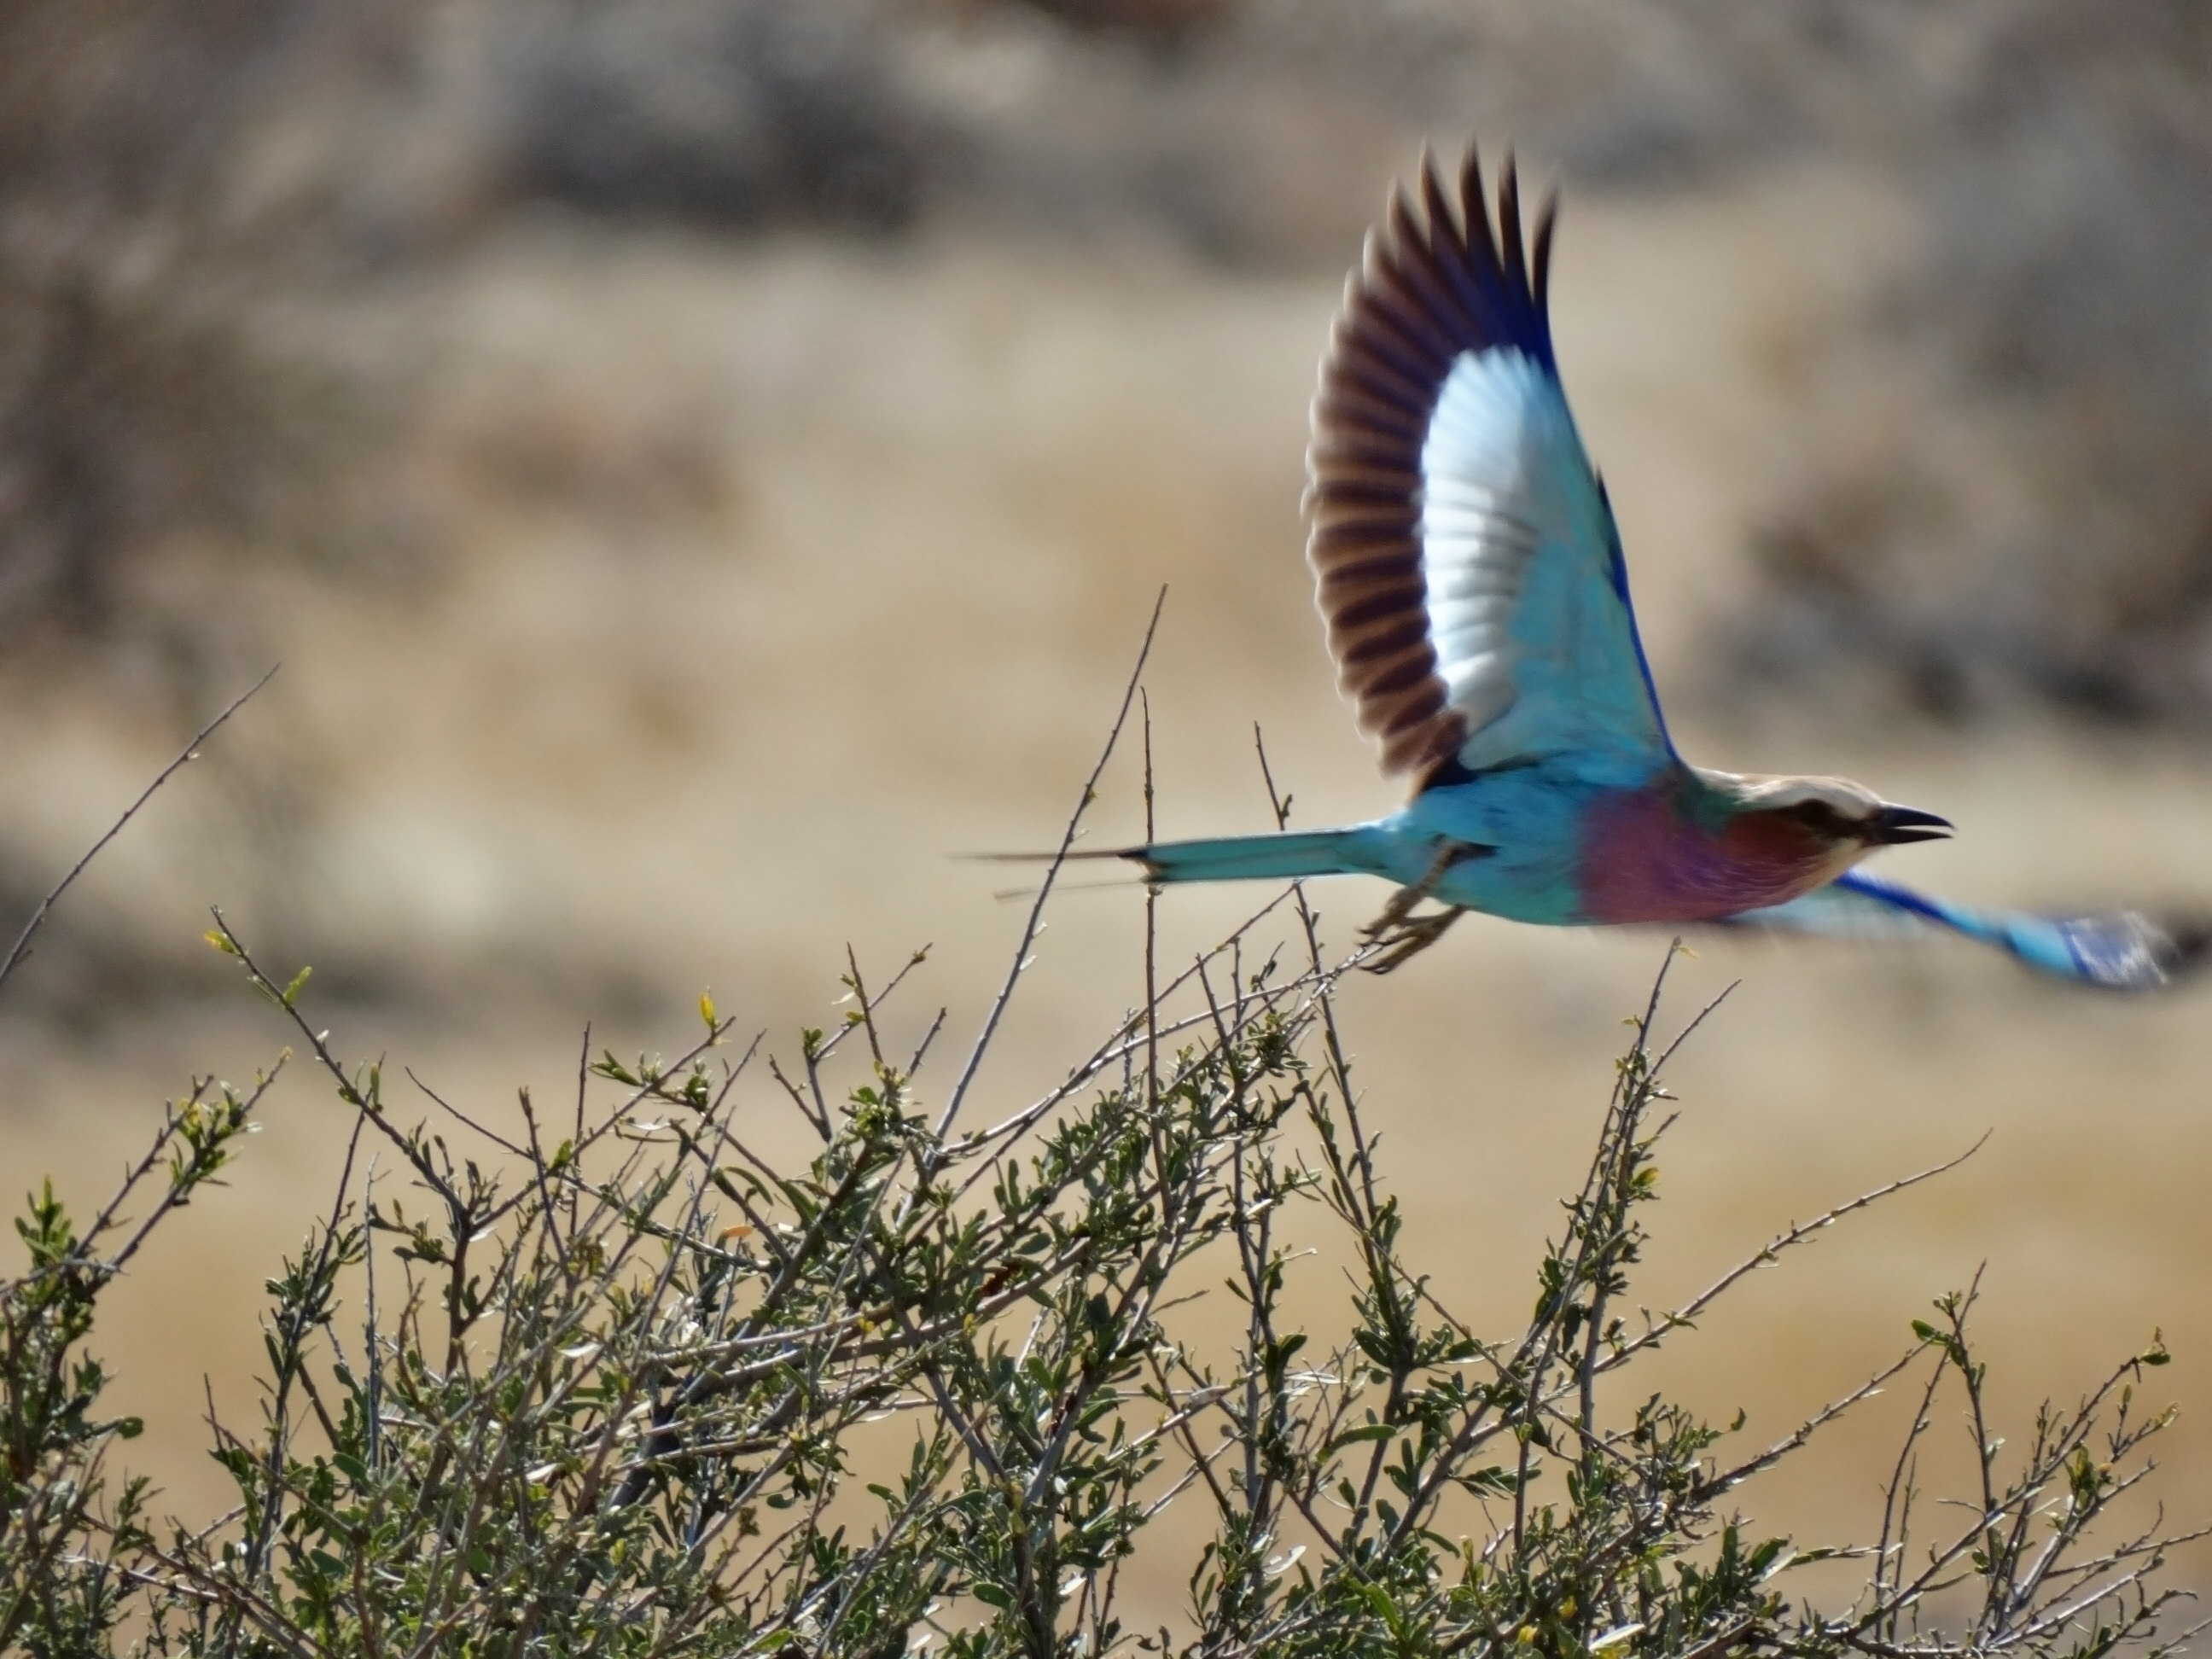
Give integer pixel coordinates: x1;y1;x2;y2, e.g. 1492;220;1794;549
5;161;2210;1630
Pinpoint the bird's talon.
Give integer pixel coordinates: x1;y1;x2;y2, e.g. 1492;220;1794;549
1360;905;1468;974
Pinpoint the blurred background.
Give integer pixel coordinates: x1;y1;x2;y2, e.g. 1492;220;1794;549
5;0;2212;1630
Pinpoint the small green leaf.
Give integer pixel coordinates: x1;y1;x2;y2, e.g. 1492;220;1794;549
1327;1423;1396;1451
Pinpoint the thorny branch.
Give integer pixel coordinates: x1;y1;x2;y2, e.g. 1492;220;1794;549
5;635;2197;1659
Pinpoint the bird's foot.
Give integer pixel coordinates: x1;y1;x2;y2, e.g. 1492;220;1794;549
1353;838;1487;974
1359;904;1468;974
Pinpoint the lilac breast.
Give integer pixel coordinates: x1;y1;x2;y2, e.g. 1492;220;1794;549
1575;787;1836;925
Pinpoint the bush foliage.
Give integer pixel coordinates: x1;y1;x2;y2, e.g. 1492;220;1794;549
3;908;2203;1655
2;692;2204;1656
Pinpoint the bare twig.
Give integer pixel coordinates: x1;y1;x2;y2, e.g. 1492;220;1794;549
936;586;1166;1141
0;663;276;994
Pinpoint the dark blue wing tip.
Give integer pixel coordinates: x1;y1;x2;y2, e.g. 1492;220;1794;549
1437;144;1558;372
2145;912;2212;985
1835;870;2210;993
2047;910;2211;992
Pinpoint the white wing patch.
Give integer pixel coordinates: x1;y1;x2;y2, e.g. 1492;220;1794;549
1418;350;1554;736
1301;150;1674;789
1417;348;1667;776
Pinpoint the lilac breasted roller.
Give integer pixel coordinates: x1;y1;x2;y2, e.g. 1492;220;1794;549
1112;148;2207;989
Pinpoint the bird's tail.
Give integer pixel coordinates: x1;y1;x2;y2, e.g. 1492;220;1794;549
1130;827;1382;885
974;826;1387;888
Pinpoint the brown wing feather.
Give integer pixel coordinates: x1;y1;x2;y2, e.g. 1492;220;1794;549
1305;144;1557;785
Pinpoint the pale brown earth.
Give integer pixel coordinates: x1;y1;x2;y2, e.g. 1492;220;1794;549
4;161;2210;1627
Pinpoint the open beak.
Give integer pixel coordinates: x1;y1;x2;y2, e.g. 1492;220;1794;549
1867;804;1953;846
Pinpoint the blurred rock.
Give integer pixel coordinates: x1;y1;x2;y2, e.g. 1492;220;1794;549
1717;0;2212;725
492;1;946;235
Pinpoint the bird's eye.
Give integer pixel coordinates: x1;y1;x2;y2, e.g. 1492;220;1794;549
1778;800;1851;835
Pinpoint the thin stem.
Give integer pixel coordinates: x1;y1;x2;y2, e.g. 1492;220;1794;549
937;586;1167;1142
0;663;276;993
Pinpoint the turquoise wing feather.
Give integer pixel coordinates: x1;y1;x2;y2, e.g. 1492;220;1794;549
1307;148;1674;790
1717;869;2209;992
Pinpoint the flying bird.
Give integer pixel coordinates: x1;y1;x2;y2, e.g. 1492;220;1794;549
1108;147;2205;989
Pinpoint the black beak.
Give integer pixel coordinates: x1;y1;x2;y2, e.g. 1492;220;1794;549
1867;805;1953;846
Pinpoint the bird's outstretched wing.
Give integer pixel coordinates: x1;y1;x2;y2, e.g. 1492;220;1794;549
1307;148;1674;790
1714;869;2210;992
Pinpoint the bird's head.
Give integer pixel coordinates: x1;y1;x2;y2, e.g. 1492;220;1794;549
1697;770;1953;860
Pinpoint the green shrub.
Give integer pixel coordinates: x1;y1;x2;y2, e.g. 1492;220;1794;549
2;685;2201;1656
4;897;2199;1656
